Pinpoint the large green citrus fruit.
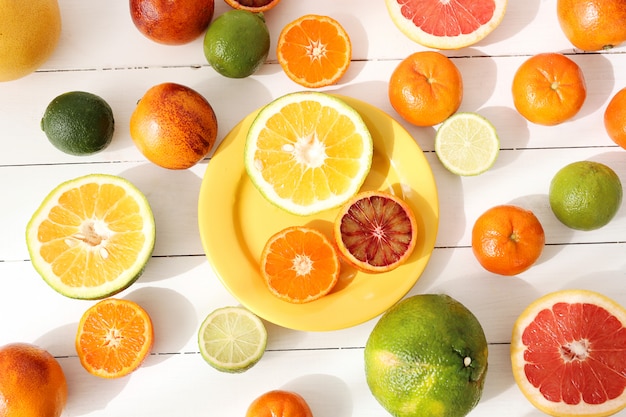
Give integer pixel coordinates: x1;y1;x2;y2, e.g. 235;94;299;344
364;294;488;417
203;10;270;78
41;91;115;156
549;161;623;231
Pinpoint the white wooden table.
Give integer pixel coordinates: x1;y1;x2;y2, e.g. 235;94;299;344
1;1;625;416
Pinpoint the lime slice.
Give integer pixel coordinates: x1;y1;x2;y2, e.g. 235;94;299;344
197;306;267;373
434;112;499;176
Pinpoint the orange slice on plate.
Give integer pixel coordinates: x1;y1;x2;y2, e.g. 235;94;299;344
385;0;508;49
260;226;340;303
277;14;352;88
75;298;154;379
511;289;626;417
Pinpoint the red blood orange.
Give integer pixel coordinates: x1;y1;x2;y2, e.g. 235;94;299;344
334;190;418;273
511;289;626;417
385;0;508;50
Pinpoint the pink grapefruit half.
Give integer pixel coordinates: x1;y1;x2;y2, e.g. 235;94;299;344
511;289;626;417
385;0;508;50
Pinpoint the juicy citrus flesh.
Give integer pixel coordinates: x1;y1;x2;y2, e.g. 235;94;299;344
384;0;508;49
244;92;373;216
225;0;281;12
130;82;218;170
75;298;154;379
389;51;464;127
512;52;587;126
260;226;340;303
25;174;156;300
0;0;61;82
435;112;500;176
203;9;270;78
365;294;488;417
471;205;545;276
0;343;67;417
277;14;352;88
245;390;314;417
549;161;623;231
41;91;115;156
198;306;267;373
557;0;626;51
604;87;626;149
511;289;626;417
334;191;417;273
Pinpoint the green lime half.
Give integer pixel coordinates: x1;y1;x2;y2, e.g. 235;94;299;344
41;91;115;156
435;112;500;176
198;306;267;373
203;10;270;78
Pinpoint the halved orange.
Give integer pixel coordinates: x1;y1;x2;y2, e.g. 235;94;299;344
277;14;352;88
334;190;418;273
511;289;626;417
75;298;154;379
224;0;281;12
260;226;340;304
25;174;156;300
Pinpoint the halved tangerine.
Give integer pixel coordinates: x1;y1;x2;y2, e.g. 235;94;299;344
511;289;626;417
260;226;340;304
334;190;418;273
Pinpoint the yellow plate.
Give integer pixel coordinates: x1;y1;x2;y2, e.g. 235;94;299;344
198;96;439;331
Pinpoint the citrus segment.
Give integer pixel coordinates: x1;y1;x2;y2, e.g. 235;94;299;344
260;226;340;303
277;14;352;88
224;0;281;12
435;112;499;176
198;306;267;373
511;289;626;417
385;0;508;49
25;174;156;300
75;298;154;379
365;294;488;417
244;92;373;216
334;191;417;273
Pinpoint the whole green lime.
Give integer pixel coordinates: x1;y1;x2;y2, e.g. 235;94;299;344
549;161;623;231
364;294;488;417
41;91;115;156
203;10;270;78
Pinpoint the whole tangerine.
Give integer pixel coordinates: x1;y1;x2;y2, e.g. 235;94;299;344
245;390;313;417
472;205;545;276
130;82;218;170
557;0;626;51
512;52;586;126
388;51;463;127
0;343;68;417
604;87;626;150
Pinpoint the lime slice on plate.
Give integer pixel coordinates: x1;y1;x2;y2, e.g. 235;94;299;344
434;112;499;176
198;306;267;373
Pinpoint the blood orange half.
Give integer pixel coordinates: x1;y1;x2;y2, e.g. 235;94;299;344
385;0;508;50
511;289;626;417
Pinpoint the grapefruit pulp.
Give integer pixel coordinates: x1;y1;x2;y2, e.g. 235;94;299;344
385;0;508;49
511;289;626;417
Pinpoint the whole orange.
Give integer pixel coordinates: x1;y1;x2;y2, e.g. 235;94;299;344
245;390;313;417
512;52;586;126
0;343;67;417
130;82;218;170
388;51;463;127
604;87;626;149
130;0;215;45
472;205;545;276
557;0;626;51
